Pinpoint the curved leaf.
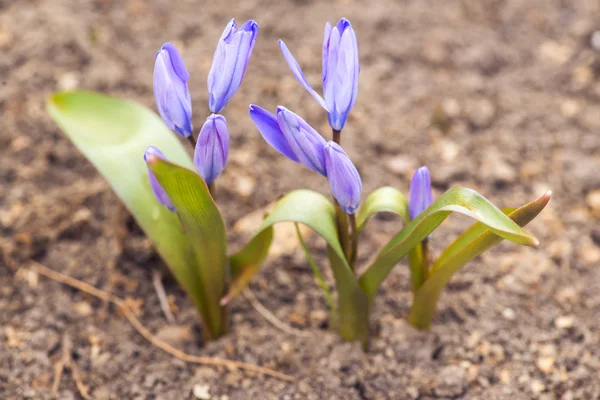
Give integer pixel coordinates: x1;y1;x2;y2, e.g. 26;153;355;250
148;157;228;339
409;191;551;329
226;190;369;346
358;187;539;300
47;92;204;322
357;187;409;233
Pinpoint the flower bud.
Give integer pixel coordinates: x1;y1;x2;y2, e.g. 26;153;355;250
153;43;193;138
279;18;359;131
249;105;326;175
324;141;362;214
409;166;433;220
208;19;258;113
193;114;229;184
144;146;175;212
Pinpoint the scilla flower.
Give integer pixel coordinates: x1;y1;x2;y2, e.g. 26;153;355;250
144;146;175;212
409;166;433;220
153;43;193;138
194;114;230;184
249;105;327;175
208;19;259;113
324;141;362;214
279;18;359;131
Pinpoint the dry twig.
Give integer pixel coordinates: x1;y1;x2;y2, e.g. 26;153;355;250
244;288;312;337
152;270;176;324
28;260;294;382
51;334;90;399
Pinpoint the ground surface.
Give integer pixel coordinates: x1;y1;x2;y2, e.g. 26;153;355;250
1;0;600;399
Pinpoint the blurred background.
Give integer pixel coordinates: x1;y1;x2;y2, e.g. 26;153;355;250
1;0;599;399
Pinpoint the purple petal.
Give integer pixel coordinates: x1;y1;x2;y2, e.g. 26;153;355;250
153;44;193;137
279;40;328;111
324;141;362;214
249;105;299;162
143;146;175;212
194;114;229;184
276;106;327;175
208;19;258;113
322;22;332;89
409;166;433;220
160;42;190;81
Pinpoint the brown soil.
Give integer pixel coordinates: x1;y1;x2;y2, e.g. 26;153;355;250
2;0;600;399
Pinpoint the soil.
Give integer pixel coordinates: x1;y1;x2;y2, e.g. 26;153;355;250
2;0;600;399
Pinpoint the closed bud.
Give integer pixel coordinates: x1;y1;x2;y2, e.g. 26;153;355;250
208;19;258;113
143;146;175;212
324;141;362;214
249;105;326;175
193;114;230;184
153;43;193;138
279;18;359;131
409;166;433;220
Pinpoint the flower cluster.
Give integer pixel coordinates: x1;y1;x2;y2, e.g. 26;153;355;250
149;19;258;203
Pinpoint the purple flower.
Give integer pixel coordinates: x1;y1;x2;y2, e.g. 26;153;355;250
279;18;359;131
153;43;193;138
194;114;230;184
249;105;327;175
144;146;175;212
409;166;433;220
324;141;362;214
208;19;259;113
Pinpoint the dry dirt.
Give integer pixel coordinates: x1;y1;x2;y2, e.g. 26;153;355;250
1;0;600;399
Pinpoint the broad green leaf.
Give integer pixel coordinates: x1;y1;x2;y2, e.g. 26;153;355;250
222;226;274;305
295;223;336;314
357;187;409;233
227;190;370;346
409;191;551;329
407;244;426;294
358;187;539;300
47;91;204;325
148;157;228;339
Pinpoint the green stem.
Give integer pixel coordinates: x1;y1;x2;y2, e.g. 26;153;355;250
334;200;352;265
408;240;430;294
208;181;216;198
187;135;197;149
349;213;358;267
295;223;336;316
331;128;352;264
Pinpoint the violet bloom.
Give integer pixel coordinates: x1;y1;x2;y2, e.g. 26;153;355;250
194;114;230;184
144;146;175;212
409;166;433;220
153;43;193;138
208;19;259;113
324;141;362;214
279;18;359;131
249;105;327;175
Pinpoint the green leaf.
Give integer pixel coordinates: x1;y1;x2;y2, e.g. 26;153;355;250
357;187;409;233
358;187;540;300
409;191;551;329
148;157;228;339
223;226;274;305
47;91;206;325
227;190;370;346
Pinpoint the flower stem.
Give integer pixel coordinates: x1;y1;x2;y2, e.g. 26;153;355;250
332;129;341;144
208;182;216;198
331;128;352;266
187;135;197;149
349;213;358;266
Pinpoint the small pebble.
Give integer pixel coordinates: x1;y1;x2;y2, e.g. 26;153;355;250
193;384;211;400
502;308;516;320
